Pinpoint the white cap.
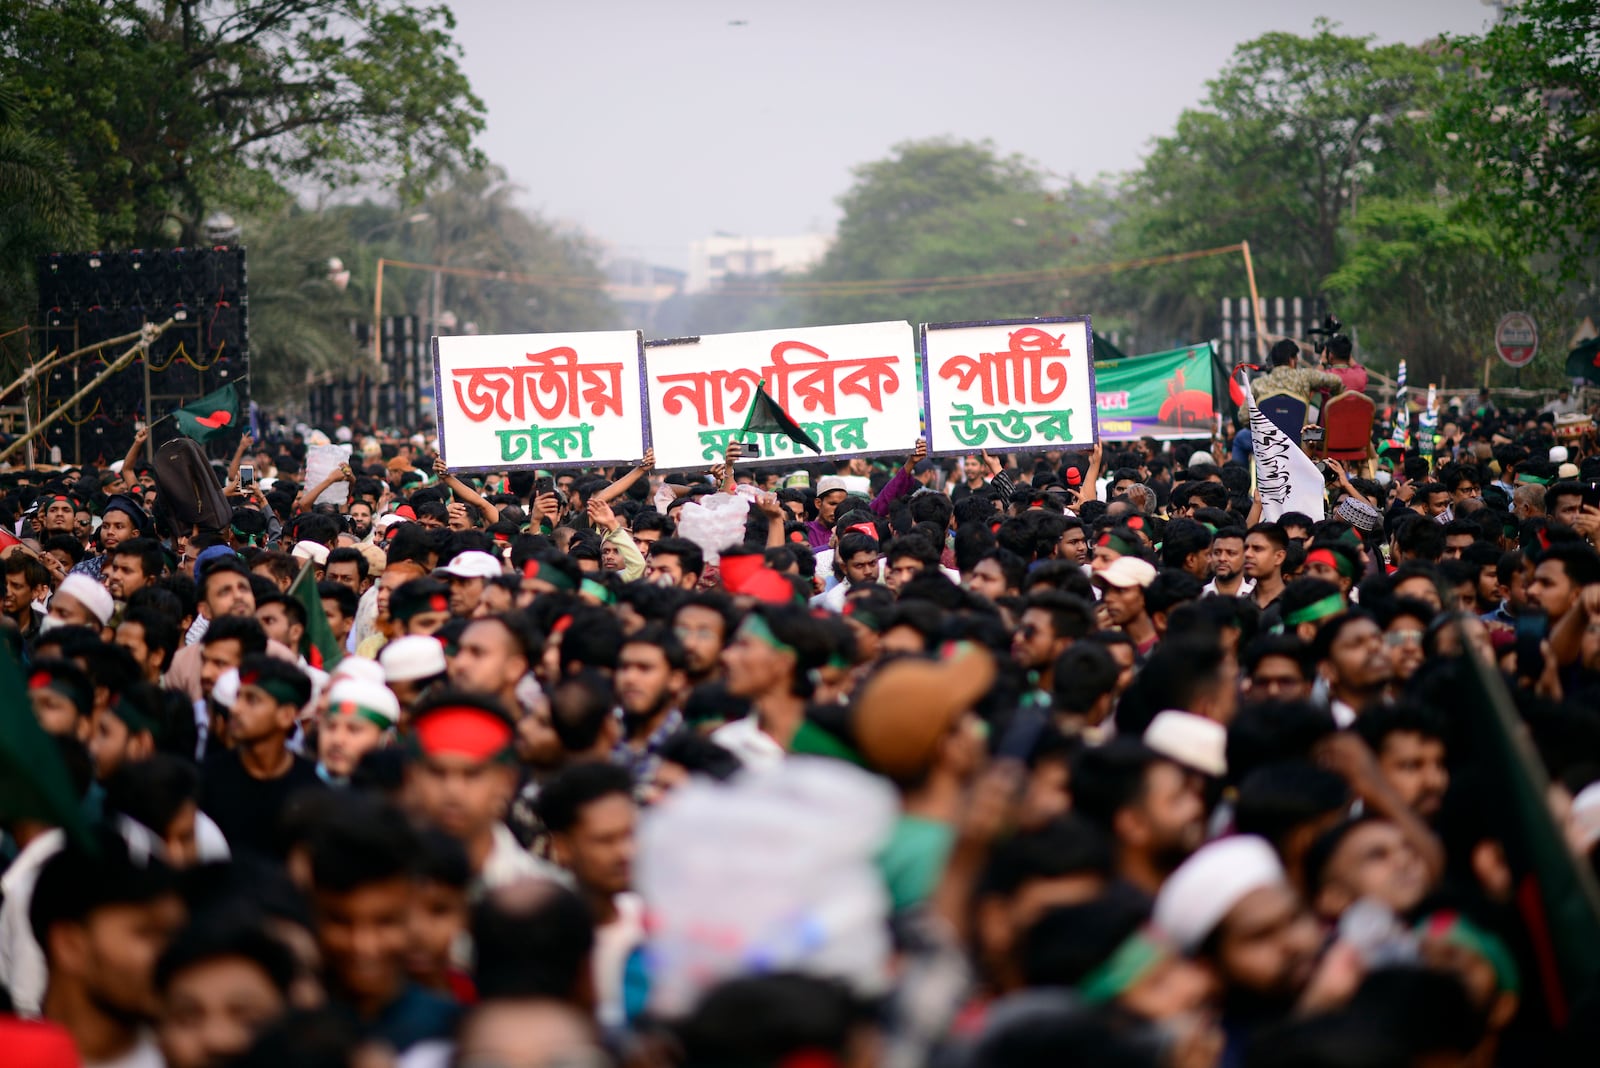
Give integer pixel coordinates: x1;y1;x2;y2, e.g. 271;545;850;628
56;572;114;625
1094;555;1157;589
212;667;241;709
380;635;448;684
1144;710;1227;777
1188;450;1213;470
1560;462;1580;480
815;476;849;497
292;540;330;566
326;677;401;726
374;513;410;531
1155;836;1287;952
1550;445;1570;464
436;550;502;581
330;657;387;688
335;425;353;443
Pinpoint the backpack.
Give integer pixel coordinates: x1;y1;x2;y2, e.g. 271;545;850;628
152;436;233;531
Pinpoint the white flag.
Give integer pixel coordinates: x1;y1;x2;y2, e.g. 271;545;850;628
1240;372;1326;523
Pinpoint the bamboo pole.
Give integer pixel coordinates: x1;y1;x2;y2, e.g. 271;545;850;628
0;319;175;465
1241;240;1268;362
0;320;167;408
372;257;386;367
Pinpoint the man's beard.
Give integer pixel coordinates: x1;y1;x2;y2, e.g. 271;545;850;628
623;690;673;730
351;522;372;539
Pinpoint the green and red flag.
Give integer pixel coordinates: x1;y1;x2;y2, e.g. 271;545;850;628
0;641;91;847
171;383;241;444
1458;641;1600;1026
738;378;821;455
289;561;344;671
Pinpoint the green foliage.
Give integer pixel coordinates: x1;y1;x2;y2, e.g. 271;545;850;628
0;0;485;246
803;139;1113;327
1116;20;1452;343
1323;197;1560;384
243;207;367;402
1437;0;1600;280
0;83;93;362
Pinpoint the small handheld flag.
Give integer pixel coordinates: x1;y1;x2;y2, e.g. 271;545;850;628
289;562;344;671
736;379;821;456
171;383;241;444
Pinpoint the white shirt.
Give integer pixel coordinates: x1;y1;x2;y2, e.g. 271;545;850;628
1202;577;1256;598
0;829;65;1017
711;714;786;771
593;892;645;1030
480;822;569;893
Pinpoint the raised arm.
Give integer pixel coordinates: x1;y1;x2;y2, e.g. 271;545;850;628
295;463;352;513
595;449;655;505
121;426;150;490
433;457;499;525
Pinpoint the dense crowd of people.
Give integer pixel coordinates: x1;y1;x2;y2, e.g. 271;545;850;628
4;372;1600;1068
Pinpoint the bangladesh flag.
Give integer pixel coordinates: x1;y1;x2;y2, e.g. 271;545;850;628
0;640;91;847
289;561;344;671
1457;642;1600;1026
172;383;241;444
1565;338;1600;386
738;378;821;454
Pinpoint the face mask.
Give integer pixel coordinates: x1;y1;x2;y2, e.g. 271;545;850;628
1375;470;1393;486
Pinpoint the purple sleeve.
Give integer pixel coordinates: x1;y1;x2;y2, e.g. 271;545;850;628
870;467;914;516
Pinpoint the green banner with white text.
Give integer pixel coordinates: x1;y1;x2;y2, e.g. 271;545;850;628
1093;342;1232;441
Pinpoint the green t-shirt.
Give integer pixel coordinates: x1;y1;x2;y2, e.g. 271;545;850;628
876;814;955;912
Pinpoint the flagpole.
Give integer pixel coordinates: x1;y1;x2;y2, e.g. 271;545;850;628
0;319;176;466
736;379;764;440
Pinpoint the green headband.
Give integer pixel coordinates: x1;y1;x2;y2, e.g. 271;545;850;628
1516;473;1550;486
580;578;616;606
1078;931;1168;1005
109;698;158;738
738;613;795;656
523;559;578;592
240;674;303;707
1098;532;1135;556
1285;593;1347;627
328;701;394;732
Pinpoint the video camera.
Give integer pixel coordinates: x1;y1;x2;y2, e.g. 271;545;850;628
1306;314;1347;357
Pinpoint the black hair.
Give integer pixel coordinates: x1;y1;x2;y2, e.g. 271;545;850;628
103;753;199;837
975;814;1113;899
1070;738;1163;830
537;761;635;835
1309;609;1377;665
884;532;939;570
650;537;705;579
548;669;617;752
559;605;623;674
1541;541;1600;588
324;546;369;580
1269;339;1299;367
1234;762;1351;854
471;880;595;1000
623;621;689;673
1226;699;1338;785
110;536;165;579
414;826;472;890
154;910;298;996
1020;889;1151;988
656;728;744;782
1247;521;1289;553
1354;701;1448;754
31;824;178;955
316;580;359;621
199;614;268;657
120;605;180;674
1143;568;1203;617
1021;590;1095;642
1049;643;1121;717
1242;633;1315;678
307;794;419;894
1160;517;1213;569
674;974;871;1068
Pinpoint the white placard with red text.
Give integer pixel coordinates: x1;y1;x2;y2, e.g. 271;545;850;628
921;317;1098;457
643;321;921;471
433;330;647;470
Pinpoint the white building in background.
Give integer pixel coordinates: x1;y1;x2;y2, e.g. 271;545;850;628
686;233;832;294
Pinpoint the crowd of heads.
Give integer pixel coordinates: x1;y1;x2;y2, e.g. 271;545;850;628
2;393;1600;1068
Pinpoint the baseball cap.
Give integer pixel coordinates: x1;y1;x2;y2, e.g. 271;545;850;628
1093;556;1157;590
435;550;502;581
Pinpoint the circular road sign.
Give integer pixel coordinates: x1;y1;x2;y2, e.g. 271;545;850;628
1496;311;1538;368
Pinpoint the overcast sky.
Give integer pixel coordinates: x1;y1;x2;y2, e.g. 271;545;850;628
445;0;1494;269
